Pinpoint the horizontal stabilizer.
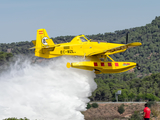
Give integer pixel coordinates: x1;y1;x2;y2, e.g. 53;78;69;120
29;46;36;49
32;40;36;46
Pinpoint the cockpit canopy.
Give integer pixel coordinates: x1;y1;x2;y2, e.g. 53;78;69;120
80;37;88;42
70;34;91;43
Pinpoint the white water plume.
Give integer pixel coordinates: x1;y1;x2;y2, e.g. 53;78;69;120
0;56;97;120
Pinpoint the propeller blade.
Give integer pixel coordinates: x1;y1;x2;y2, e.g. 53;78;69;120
126;32;128;44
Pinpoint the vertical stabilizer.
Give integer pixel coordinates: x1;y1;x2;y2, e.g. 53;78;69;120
36;29;54;48
34;29;55;58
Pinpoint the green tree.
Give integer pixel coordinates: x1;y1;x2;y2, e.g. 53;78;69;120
128;92;135;101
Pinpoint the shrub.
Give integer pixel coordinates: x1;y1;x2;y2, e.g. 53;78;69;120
91;103;99;108
146;101;156;107
151;103;160;118
118;104;125;114
86;103;92;109
112;97;116;102
129;111;142;120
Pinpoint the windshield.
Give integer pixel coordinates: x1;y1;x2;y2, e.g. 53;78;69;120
80;37;88;42
86;37;91;40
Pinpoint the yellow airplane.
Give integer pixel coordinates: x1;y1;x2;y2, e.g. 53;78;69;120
31;29;142;74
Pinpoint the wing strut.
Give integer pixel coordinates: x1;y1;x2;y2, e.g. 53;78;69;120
107;55;115;62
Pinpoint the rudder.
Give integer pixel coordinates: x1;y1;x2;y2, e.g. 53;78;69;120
34;29;55;58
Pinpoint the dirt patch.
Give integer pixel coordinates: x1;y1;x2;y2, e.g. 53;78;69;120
83;103;144;120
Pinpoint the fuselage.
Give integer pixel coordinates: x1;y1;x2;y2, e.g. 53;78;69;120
44;34;125;58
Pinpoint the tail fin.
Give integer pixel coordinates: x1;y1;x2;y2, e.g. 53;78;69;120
36;29;55;48
31;29;56;58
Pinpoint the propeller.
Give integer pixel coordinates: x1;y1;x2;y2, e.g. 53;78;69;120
137;63;141;70
125;32;129;53
126;32;129;44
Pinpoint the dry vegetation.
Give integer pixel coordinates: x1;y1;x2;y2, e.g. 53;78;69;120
83;103;145;120
150;103;160;120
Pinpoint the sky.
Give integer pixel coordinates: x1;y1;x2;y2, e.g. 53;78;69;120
0;0;160;43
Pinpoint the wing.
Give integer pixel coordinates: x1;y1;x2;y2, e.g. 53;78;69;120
87;42;142;56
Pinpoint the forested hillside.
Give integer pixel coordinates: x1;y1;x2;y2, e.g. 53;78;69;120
91;72;160;102
1;16;160;75
0;52;13;65
1;16;160;102
0;41;34;55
